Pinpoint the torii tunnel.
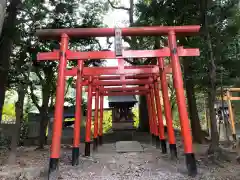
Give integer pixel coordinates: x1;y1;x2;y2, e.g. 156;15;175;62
36;25;200;179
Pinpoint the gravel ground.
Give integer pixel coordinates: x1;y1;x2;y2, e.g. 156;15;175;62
0;133;239;180
50;143;240;180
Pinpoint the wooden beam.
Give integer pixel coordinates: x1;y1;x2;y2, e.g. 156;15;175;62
216;96;240;101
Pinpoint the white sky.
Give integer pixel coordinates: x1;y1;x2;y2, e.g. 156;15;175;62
92;1;131;108
99;0;131;67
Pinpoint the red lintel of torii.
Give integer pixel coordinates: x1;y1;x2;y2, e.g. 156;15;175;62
92;91;148;96
100;86;149;92
78;78;154;86
85;86;150;93
66;65;171;76
85;74;155;80
35;25;200;39
37;47;199;61
92;79;153;86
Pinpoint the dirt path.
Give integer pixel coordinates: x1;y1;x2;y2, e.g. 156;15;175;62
0;133;239;179
51;143;240;180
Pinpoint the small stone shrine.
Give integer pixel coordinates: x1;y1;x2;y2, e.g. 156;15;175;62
108;95;137;130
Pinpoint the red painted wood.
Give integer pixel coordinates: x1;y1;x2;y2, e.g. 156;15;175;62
73;60;83;148
85;76;93;143
147;93;153;135
50;34;68;159
99;95;104;136
93;91;148;96
65;65;172;77
37;47;199;60
85;86;149;93
92;79;153;86
93;89;99;139
154;81;165;140
36;25;200;39
168;31;193;153
158;57;176;145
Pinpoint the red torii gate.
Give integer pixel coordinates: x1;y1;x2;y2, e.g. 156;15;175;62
36;25;200;179
88;81;164;147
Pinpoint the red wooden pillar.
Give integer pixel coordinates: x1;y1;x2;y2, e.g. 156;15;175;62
72;60;83;166
49;33;68;177
85;76;93;156
168;31;197;176
158;57;177;158
99;94;104;145
146;93;154;144
93;87;99;151
154;80;167;153
150;85;158;147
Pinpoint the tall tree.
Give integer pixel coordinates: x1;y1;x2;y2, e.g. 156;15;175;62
200;0;240;154
0;0;21;123
0;0;7;36
183;58;204;143
135;0;205;141
4;0;108;149
7;28;34;163
8;63;31;164
201;0;219;154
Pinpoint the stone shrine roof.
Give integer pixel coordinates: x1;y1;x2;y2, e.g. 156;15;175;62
108;95;138;108
108;95;137;103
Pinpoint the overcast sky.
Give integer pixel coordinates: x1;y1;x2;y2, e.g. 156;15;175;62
100;0;131;67
92;1;134;108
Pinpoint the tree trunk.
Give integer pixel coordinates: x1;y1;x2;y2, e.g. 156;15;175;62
201;0;219;154
138;95;149;132
0;0;20;123
31;66;53;149
0;0;7;36
50;95;54;108
38;86;51;149
38;109;49;149
207;85;219;153
129;0;134;25
8;87;25;165
183;58;204;143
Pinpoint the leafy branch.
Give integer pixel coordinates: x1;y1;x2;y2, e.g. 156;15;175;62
107;0;130;11
29;81;41;111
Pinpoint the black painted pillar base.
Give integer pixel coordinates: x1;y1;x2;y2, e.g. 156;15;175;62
85;142;91;156
151;134;155;146
185;153;197;177
232;134;237;141
99;136;103;145
169;144;177;159
156;137;160;149
160;139;167;154
93;138;98;151
72;147;79;166
48;158;59;180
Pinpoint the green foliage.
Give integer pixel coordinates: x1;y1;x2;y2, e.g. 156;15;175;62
7;0;109;107
134;0;240;128
132;108;139;128
135;0;240;90
90;110;112;134
2;103;15;122
103;110;112;133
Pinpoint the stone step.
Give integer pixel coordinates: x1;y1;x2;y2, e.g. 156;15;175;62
116;141;144;153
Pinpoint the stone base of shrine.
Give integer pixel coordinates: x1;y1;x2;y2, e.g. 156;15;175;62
116;141;143;153
112;122;135;131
